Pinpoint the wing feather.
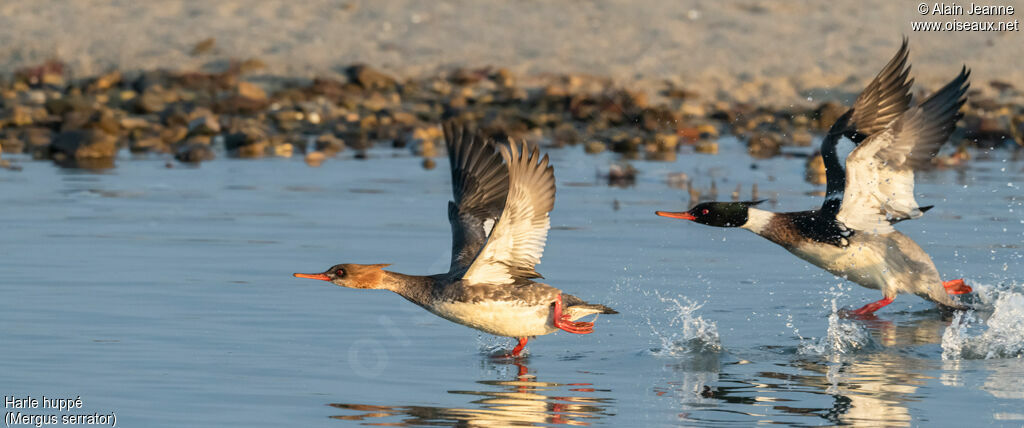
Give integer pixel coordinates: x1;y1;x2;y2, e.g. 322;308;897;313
461;140;556;285
847;37;915;141
836;68;970;233
821;39;914;219
444;122;509;275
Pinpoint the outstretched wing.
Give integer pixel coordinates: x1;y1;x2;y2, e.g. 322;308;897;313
820;39;914;219
444;122;509;276
461;140;556;285
836;67;970;234
847;37;915;141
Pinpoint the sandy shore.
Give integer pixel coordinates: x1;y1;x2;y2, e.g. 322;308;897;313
0;0;1021;105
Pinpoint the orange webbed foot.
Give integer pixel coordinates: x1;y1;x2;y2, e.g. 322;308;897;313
552;295;595;335
943;278;973;295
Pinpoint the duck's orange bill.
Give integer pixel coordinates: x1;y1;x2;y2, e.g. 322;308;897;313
655;211;696;220
293;273;330;281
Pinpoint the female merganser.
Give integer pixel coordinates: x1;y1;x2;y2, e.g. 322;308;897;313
295;123;616;356
656;41;973;315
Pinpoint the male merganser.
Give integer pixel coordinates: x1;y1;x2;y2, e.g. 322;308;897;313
656;40;973;315
295;123;616;356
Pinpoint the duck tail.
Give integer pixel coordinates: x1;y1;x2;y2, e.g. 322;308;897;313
576;304;619;315
562;294;619;314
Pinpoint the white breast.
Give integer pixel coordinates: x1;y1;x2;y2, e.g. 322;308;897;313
788;240;889;292
430;301;558;337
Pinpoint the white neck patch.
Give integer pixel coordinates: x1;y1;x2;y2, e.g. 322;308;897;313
741;208;773;234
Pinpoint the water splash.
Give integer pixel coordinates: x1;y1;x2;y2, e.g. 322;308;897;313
477;336;525;357
942;282;1024;360
642;291;722;356
798;300;880;356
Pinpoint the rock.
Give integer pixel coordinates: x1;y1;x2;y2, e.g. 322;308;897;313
805;152;827;185
653;133;679;151
492;68;515;88
19;127;53;159
50;130;118;160
14;60;65;87
159;125;189;145
216;83;269;114
552;124;580;146
305;150;326;167
175;143;215;163
813;102;846;130
414;139;437;157
236;82;267;102
678;124;717;143
584;140;606;154
191;37;216;56
136;87;173;113
44;96;86;116
188;114;221;135
663;84;699;100
747;133;781;158
87;71;122;92
790;129;814;147
338;130;370;151
450;68;486;85
610;134;643;154
235;58;267;74
0;135;25;154
130;136;168;154
989;80;1015;92
411;125;441;142
119;117;151;130
315;133;346;156
694;140;718;154
224;129;268;158
347;64;396;90
272;110;304;131
362;92;393;111
272;142;293;158
3;104;47;127
390;111;417;126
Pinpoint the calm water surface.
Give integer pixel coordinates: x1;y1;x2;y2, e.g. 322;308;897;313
2;141;1022;427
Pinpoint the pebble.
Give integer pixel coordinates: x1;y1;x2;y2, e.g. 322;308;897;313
694;141;718;154
175;143;215;163
314;133;346;156
305;150;326;167
584;141;607;154
805;152;827;185
0;58;1012;173
747;133;781;159
50;130;118;160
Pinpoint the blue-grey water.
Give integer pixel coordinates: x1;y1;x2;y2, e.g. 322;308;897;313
2;140;1022;427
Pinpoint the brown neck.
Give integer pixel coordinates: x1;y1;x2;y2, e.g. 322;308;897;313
378;271;437;307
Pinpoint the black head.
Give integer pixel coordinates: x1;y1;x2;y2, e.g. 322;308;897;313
656;201;765;228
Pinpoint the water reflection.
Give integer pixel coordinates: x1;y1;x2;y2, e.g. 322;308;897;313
328;361;613;426
661;314;960;426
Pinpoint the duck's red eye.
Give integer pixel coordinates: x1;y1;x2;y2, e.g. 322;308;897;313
335;269;345;276
701;209;710;215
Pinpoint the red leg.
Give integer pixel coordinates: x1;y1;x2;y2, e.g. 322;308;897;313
552;295;595;334
509;337;528;357
943;278;973;295
851;297;894;315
